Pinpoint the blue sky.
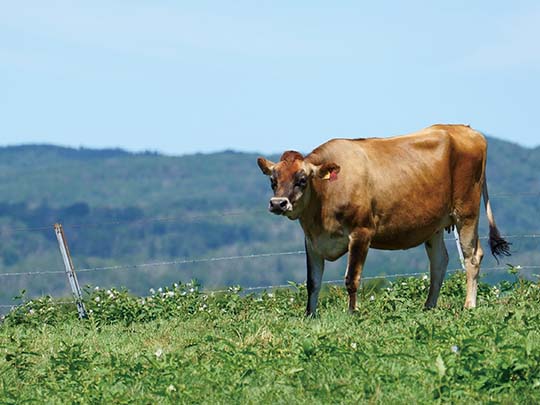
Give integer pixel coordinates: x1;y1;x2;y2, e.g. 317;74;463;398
1;1;539;155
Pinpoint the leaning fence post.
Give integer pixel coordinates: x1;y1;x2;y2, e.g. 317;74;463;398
453;227;466;271
54;223;87;319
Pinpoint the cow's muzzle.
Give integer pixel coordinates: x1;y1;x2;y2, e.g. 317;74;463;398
268;197;293;215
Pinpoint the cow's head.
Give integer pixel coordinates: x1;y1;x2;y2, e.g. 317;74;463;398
257;151;340;220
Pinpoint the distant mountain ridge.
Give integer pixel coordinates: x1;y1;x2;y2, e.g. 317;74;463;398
2;132;537;157
0;144;135;160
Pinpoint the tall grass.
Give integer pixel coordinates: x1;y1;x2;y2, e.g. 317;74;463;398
1;272;540;403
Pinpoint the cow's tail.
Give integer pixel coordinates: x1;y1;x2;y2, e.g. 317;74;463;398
482;177;511;261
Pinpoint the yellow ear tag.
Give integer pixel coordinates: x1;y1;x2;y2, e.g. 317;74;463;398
322;170;338;181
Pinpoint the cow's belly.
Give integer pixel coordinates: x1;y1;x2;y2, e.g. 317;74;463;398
371;232;434;250
371;215;452;250
306;209;452;257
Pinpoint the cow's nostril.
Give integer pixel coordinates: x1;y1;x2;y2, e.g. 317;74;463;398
269;198;291;214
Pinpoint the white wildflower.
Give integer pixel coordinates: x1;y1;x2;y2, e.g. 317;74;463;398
451;345;459;354
422;274;429;281
267;293;274;298
289;297;295;303
94;286;100;291
181;291;187;296
158;287;163;293
155;348;163;358
351;342;357;349
189;287;195;293
167;385;176;393
173;283;179;288
370;295;375;301
140;299;146;305
166;291;175;298
95;296;101;303
28;309;35;315
149;288;156;295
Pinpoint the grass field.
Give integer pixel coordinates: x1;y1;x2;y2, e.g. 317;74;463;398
1;271;540;404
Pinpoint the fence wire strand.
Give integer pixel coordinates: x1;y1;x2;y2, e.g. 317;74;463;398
0;250;307;278
9;209;268;233
6;190;538;233
218;266;540;294
2;243;540;279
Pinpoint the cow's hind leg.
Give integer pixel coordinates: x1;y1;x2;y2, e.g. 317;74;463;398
458;218;484;309
344;228;371;313
424;230;449;309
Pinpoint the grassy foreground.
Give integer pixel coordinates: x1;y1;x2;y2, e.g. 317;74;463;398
1;272;540;404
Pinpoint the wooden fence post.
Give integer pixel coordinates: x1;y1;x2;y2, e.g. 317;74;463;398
54;223;87;319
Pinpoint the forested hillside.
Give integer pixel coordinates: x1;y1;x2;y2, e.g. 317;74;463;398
0;137;538;305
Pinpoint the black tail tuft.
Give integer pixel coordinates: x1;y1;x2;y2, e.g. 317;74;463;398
489;231;511;264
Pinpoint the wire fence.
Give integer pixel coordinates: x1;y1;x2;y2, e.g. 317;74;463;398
1;231;540;279
0;194;539;311
4;263;540;310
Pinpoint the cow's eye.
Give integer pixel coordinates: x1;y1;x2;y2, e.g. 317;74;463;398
296;177;307;188
270;179;277;191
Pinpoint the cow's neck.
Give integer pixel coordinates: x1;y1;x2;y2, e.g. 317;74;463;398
298;186;324;239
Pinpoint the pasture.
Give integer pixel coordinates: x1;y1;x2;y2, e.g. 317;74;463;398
1;272;540;403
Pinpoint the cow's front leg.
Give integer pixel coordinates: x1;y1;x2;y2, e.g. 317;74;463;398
345;228;371;313
305;238;325;317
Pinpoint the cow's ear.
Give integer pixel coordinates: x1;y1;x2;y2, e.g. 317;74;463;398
257;157;275;176
317;162;341;180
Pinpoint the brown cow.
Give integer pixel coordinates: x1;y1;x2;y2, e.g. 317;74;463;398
257;124;510;316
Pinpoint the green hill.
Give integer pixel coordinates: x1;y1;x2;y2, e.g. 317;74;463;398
0;137;538;305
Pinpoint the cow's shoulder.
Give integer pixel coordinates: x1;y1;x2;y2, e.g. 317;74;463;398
307;138;366;165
